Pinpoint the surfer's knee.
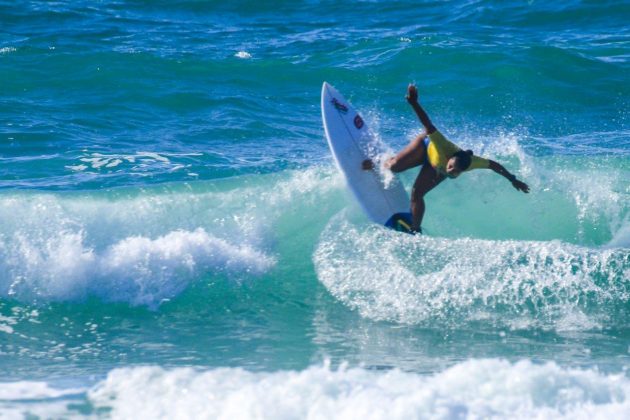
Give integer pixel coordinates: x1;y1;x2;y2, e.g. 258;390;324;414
414;131;427;143
388;158;405;173
411;187;427;201
411;132;428;150
388;159;399;172
383;157;403;172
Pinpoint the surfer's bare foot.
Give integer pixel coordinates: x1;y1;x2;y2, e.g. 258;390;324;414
362;159;375;170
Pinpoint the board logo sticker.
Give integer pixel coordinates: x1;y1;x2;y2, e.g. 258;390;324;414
354;114;364;129
331;98;348;114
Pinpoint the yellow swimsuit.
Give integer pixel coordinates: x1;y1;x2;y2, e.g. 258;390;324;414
426;130;489;175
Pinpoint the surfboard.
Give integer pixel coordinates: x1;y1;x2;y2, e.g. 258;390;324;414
321;82;413;233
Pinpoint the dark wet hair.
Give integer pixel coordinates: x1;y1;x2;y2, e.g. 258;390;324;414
452;150;473;170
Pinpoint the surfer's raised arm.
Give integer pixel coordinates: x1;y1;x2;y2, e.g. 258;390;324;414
406;84;436;134
488;160;530;193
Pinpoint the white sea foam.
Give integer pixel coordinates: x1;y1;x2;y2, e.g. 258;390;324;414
235;51;252;59
9;359;628;419
313;215;629;329
83;360;630;419
65;164;88;171
0;381;84;420
0;381;81;400
0;46;16;54
73;151;203;173
0;168;339;306
0;324;13;334
1;228;274;307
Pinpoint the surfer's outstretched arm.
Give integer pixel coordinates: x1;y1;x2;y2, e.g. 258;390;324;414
406;84;436;134
488;160;530;193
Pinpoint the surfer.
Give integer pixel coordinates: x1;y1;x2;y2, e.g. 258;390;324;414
362;84;529;234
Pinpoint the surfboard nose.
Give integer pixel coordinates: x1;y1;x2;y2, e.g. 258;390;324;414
322;82;339;98
322;81;330;94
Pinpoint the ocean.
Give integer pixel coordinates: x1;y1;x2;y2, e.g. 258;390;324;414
1;0;629;418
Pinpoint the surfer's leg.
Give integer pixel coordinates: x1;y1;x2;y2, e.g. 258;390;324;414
362;132;427;172
410;164;443;231
386;132;427;173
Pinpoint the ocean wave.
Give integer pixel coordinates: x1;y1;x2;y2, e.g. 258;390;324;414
314;215;630;330
0;168;341;307
3;359;628;419
1;228;274;308
1;154;628;314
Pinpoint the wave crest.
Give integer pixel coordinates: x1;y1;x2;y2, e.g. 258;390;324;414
2;228;274;307
314;215;630;330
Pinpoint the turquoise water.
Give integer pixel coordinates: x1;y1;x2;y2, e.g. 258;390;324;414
1;1;629;417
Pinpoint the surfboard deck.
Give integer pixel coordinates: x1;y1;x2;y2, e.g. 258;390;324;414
321;82;413;234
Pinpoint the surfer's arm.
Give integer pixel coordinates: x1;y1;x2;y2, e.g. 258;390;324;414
488;160;530;193
406;85;436;134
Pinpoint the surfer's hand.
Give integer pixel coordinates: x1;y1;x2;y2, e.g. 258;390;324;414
406;84;418;104
512;179;530;193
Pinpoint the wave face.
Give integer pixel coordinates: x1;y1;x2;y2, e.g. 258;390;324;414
0;0;629;417
0;163;627;384
0;168;341;307
0;155;627;314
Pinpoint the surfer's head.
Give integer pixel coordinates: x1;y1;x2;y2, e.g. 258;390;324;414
446;150;473;178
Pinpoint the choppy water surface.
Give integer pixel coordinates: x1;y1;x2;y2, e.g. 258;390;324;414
1;0;629;417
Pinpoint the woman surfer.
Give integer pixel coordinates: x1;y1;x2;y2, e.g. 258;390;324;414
363;84;530;234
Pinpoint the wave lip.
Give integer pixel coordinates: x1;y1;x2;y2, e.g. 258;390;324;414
2;228;275;308
82;360;628;419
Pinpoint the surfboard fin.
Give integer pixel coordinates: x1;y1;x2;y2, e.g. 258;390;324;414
385;212;417;234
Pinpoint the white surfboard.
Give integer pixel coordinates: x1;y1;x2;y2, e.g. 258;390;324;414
321;82;413;233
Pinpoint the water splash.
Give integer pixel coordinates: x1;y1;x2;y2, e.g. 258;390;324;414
314;214;630;330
